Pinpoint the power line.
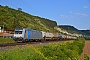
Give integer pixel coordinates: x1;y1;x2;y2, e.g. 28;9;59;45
20;0;41;16
3;0;41;16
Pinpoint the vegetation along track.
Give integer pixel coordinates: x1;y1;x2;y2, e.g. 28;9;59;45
0;40;73;52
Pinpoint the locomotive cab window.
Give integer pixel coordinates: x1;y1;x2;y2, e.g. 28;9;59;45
15;31;22;34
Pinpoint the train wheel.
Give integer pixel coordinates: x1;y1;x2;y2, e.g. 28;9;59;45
22;40;26;43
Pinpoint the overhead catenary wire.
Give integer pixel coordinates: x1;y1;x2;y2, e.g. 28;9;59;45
20;0;41;16
2;0;42;17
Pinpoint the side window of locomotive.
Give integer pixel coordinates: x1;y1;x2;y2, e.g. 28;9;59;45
25;30;26;33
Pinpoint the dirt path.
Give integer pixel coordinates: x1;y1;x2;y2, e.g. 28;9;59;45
80;41;90;60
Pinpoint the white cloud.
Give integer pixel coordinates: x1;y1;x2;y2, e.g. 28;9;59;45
76;10;78;11
70;15;74;18
60;15;68;18
84;6;88;8
75;13;81;15
75;18;79;20
75;12;88;17
80;14;88;17
70;11;72;14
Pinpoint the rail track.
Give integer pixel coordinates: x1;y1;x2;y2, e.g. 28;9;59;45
0;39;73;47
0;40;73;52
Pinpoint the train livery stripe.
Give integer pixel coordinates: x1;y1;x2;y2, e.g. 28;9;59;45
28;30;30;39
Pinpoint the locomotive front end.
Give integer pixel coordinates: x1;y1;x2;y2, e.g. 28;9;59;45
13;28;24;42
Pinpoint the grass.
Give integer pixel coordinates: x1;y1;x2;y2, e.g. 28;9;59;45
0;38;85;60
0;38;15;44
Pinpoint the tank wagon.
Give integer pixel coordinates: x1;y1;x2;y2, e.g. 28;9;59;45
41;31;53;41
13;28;76;42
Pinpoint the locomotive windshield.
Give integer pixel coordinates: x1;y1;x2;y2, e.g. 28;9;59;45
15;31;22;34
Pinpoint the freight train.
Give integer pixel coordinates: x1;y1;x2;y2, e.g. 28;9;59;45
13;28;76;42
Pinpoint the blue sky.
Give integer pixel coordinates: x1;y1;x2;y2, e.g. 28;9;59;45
0;0;90;30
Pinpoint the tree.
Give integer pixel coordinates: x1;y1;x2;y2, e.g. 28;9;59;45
18;8;22;11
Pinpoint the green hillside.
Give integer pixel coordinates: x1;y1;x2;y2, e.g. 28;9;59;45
0;5;90;36
80;30;90;36
58;25;90;36
0;5;57;32
58;25;81;34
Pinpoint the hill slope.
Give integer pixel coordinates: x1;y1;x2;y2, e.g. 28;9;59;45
58;25;80;34
58;25;90;36
0;5;57;32
80;30;90;36
0;5;90;37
